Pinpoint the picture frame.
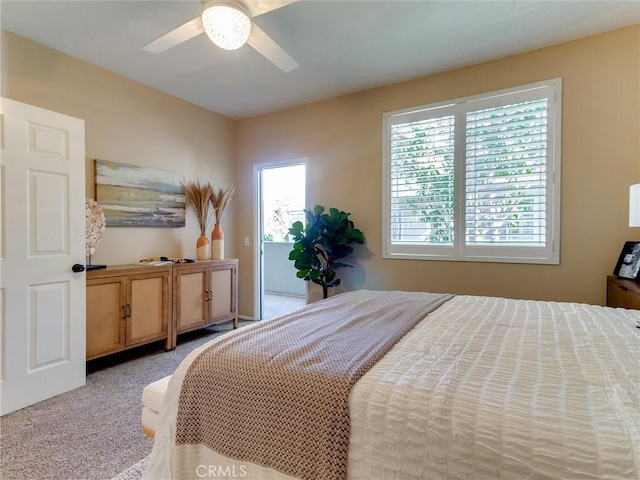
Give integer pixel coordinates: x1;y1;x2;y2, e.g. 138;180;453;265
95;159;185;227
613;241;640;280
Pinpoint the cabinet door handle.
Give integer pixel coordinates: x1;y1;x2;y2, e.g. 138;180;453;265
126;304;132;318
204;290;210;301
209;289;213;301
122;305;127;319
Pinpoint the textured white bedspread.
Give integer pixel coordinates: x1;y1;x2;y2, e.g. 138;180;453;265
144;294;640;480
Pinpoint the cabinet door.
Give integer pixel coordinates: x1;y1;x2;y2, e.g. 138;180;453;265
176;269;208;333
607;279;640;309
86;277;127;360
209;266;236;323
126;271;170;346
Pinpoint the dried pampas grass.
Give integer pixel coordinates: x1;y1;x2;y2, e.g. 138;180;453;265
183;180;214;234
210;184;236;224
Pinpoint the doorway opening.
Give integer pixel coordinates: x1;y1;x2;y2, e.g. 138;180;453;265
256;162;306;320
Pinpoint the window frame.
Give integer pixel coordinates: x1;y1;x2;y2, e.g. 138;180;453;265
382;78;562;264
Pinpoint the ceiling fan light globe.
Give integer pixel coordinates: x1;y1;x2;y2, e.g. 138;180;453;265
202;4;251;51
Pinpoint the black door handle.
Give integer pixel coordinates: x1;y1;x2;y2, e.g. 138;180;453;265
72;264;86;273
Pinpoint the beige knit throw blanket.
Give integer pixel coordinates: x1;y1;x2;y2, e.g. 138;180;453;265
175;290;453;480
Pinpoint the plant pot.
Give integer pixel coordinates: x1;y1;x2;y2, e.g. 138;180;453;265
211;223;224;259
196;233;210;260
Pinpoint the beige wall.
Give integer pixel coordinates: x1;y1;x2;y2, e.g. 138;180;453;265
1;31;237;266
3;26;639;319
236;25;640;316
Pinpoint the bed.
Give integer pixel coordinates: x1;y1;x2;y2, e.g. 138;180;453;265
142;290;640;480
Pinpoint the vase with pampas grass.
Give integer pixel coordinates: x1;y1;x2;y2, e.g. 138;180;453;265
210;184;236;260
184;180;214;260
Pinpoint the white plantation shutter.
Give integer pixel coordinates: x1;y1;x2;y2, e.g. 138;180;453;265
383;79;561;263
389;114;455;247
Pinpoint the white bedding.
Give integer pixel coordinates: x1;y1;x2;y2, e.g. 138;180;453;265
144;294;640;480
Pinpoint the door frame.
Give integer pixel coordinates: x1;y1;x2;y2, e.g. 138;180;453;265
253;159;307;320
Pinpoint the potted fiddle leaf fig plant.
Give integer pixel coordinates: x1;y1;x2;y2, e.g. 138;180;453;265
288;205;366;299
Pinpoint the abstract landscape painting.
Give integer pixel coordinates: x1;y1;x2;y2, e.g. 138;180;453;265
95;160;185;227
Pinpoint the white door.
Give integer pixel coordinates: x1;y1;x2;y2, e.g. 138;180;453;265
0;97;86;415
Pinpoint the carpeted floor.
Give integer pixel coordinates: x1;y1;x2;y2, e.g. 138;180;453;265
0;320;253;480
111;456;148;480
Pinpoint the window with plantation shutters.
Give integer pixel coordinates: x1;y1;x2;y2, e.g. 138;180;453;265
383;79;561;264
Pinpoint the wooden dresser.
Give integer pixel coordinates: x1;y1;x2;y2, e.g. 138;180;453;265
606;275;640;310
86;259;238;360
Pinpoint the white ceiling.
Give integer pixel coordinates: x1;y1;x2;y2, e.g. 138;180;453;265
2;0;639;119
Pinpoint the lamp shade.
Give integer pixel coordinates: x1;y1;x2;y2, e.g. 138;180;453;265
630;183;640;227
202;3;251;51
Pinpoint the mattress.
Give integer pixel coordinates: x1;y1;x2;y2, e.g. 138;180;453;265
144;294;640;480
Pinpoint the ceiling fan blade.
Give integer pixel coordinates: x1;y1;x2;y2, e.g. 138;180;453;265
143;17;204;54
247;23;298;73
243;0;299;18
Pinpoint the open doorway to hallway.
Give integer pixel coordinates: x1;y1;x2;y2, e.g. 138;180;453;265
257;162;306;319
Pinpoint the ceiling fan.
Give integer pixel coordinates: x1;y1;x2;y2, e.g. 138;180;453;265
143;0;299;73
